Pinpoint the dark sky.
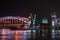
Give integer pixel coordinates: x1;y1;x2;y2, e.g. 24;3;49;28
0;0;59;18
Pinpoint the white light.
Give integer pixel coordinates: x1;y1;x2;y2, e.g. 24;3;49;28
52;21;55;26
27;21;31;26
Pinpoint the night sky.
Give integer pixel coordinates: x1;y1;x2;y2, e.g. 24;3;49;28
0;0;59;18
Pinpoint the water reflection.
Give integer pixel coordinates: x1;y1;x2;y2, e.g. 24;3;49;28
0;29;40;40
0;29;60;40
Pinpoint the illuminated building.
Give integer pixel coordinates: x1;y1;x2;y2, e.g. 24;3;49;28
51;12;58;39
40;17;51;40
28;13;33;28
51;12;57;27
42;17;48;24
57;18;60;30
33;14;36;27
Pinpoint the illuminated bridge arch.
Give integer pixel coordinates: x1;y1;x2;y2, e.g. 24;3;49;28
0;16;29;24
0;16;30;29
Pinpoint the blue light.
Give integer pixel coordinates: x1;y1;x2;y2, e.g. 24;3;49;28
42;19;48;23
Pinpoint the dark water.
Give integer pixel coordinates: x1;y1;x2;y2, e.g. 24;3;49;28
0;29;60;40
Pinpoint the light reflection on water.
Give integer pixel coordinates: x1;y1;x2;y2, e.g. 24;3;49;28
0;29;60;40
0;29;40;40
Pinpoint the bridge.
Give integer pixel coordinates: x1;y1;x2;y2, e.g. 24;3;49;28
0;16;32;30
0;16;29;24
0;24;23;26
